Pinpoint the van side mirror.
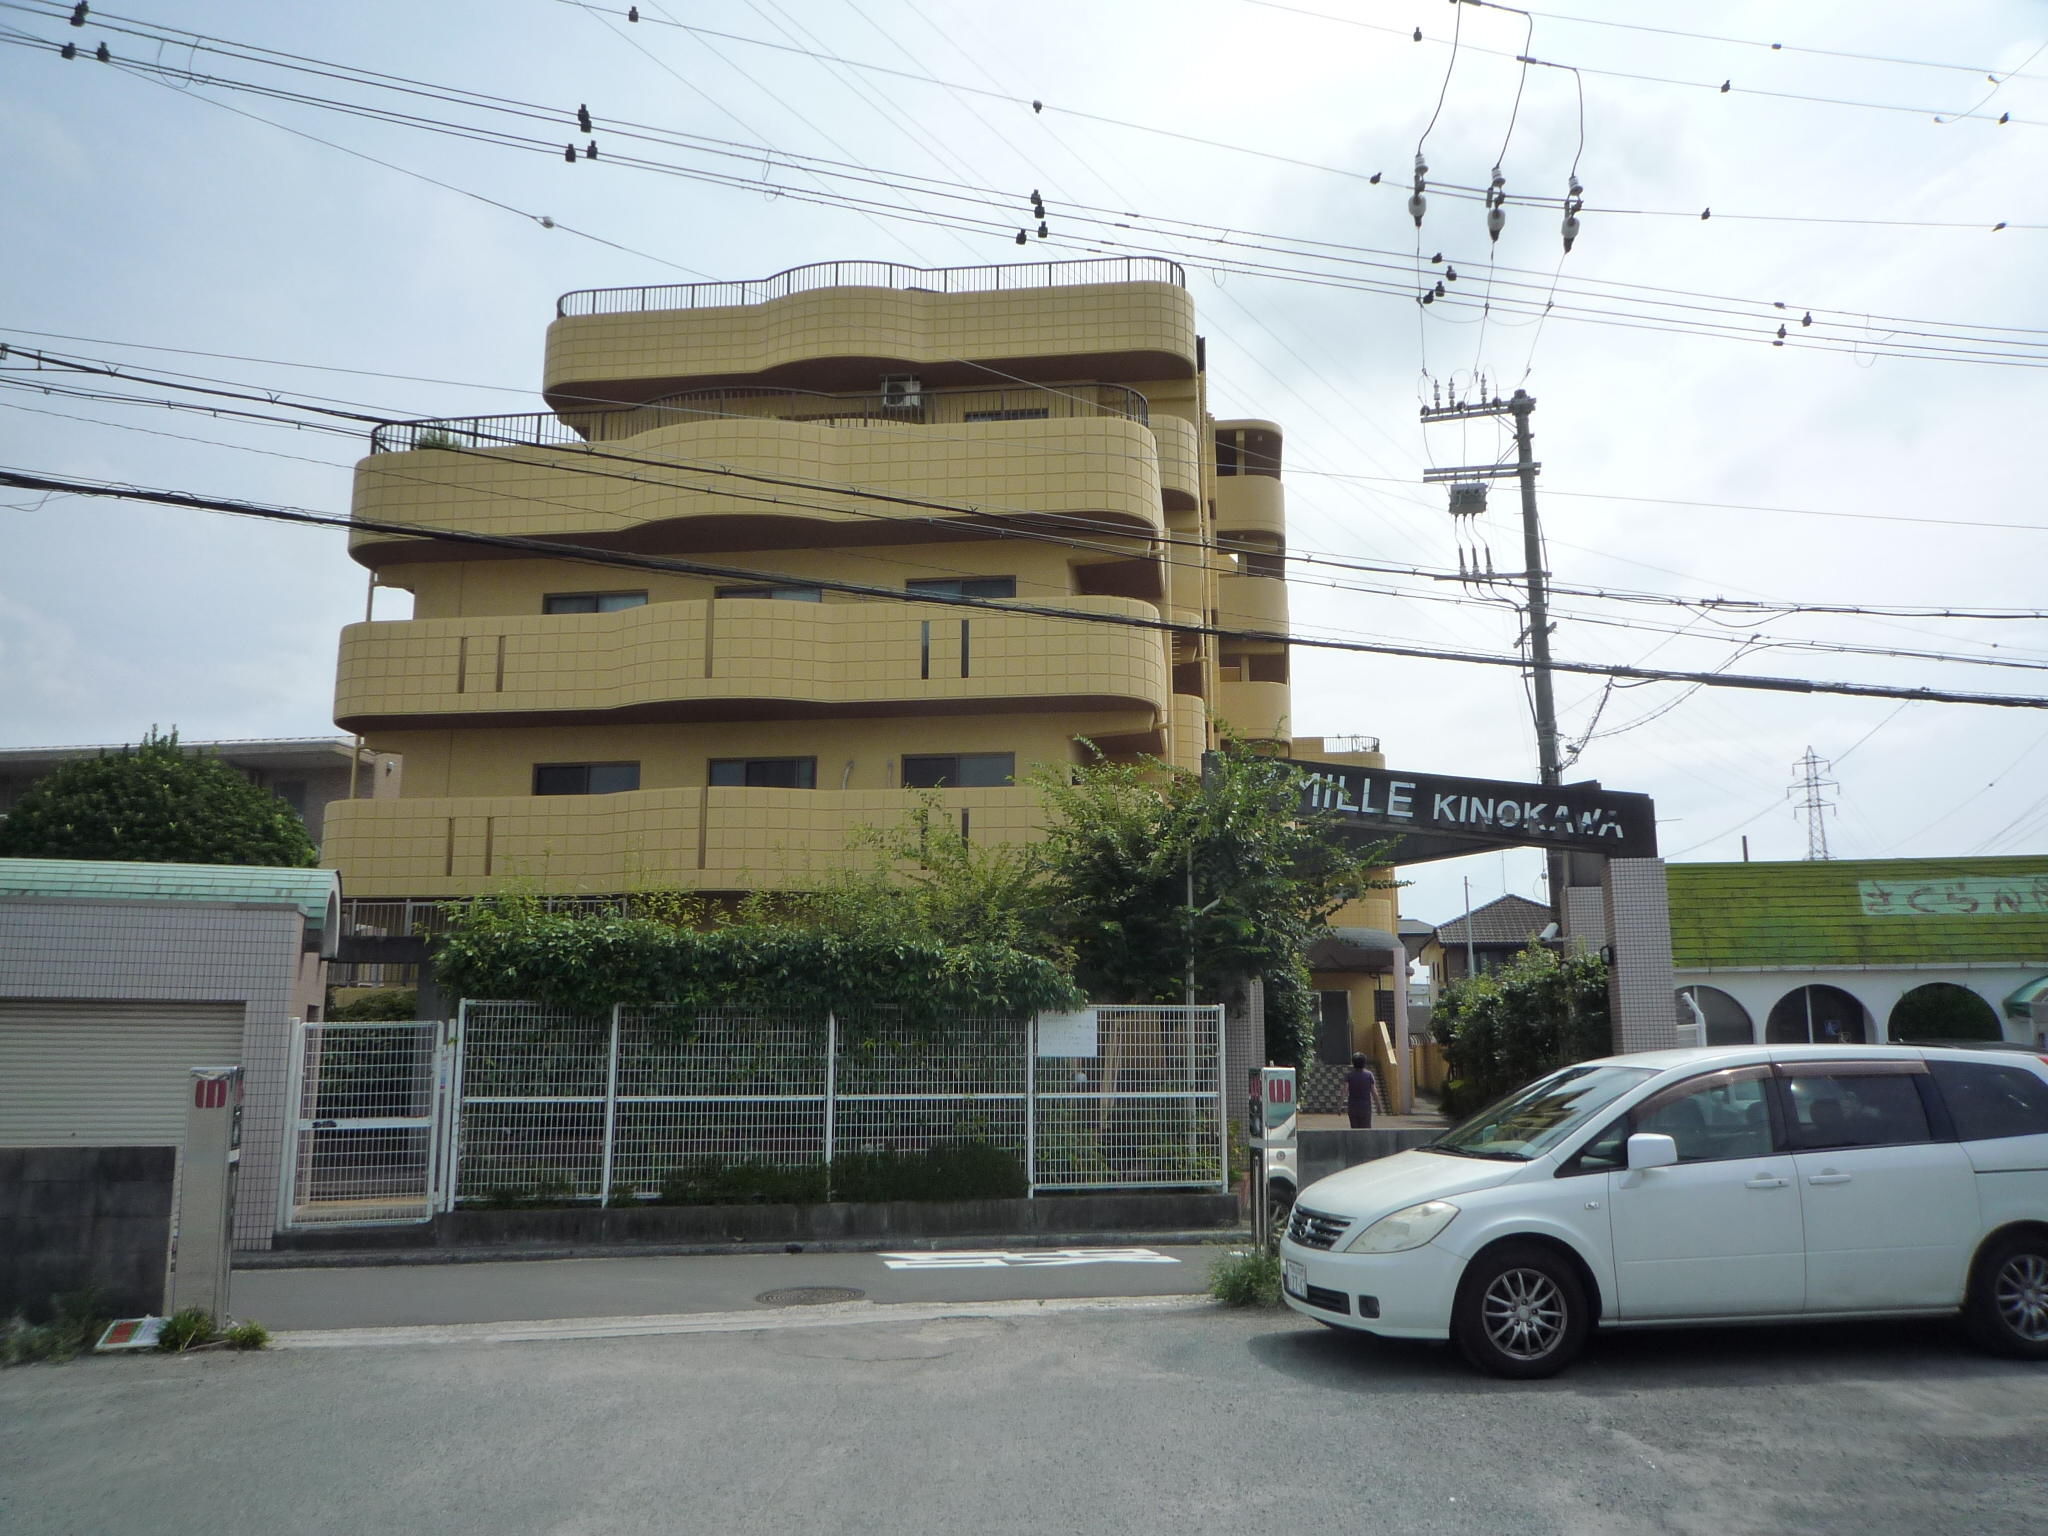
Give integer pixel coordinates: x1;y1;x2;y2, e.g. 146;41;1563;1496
1627;1132;1679;1171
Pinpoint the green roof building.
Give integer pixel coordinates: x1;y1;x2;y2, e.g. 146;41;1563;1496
1668;857;2048;1049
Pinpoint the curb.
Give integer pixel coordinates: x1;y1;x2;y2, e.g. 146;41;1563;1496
235;1228;1254;1270
269;1293;1216;1349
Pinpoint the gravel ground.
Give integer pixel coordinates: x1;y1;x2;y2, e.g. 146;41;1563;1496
4;1303;2045;1536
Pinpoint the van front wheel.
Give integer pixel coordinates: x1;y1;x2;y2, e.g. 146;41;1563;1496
1452;1243;1589;1379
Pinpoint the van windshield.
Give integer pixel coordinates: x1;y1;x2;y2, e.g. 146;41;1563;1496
1427;1064;1657;1161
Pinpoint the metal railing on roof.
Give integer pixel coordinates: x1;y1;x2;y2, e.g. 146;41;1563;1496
555;256;1187;318
368;381;1148;454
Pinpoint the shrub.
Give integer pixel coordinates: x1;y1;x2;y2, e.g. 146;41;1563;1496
157;1307;218;1352
1208;1247;1283;1307
327;988;417;1022
830;1141;1027;1203
1430;944;1610;1119
223;1320;270;1350
0;727;317;866
649;1141;1026;1207
0;1288;111;1366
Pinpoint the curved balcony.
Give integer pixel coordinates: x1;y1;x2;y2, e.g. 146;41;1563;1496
1212;680;1291;741
1218;574;1289;636
1149;414;1201;512
544;270;1198;407
322;785;1049;899
369;381;1149;454
1214;473;1285;542
348;415;1166;565
333;596;1170;733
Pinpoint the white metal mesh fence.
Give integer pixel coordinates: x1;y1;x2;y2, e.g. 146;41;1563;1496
280;1020;447;1226
1032;1006;1226;1191
445;1002;1223;1206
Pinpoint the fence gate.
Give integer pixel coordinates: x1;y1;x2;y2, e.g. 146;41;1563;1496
278;1019;455;1228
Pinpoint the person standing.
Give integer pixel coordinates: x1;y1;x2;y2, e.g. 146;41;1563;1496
1345;1052;1378;1130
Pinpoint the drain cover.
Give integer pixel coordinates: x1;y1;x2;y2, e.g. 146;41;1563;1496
756;1286;865;1307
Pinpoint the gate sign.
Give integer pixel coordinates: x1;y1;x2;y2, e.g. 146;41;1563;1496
1258;1066;1297;1146
1281;756;1658;864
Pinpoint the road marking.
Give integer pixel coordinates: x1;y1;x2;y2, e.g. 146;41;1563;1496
879;1248;1182;1270
269;1294;1210;1350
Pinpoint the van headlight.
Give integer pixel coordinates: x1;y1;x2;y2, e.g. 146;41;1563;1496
1344;1200;1460;1253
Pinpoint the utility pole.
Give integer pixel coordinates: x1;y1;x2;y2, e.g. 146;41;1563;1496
1789;747;1838;861
1424;385;1564;920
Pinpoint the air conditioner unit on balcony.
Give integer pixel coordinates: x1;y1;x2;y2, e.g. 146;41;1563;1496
880;374;922;411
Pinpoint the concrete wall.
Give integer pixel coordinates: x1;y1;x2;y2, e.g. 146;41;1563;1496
0;898;309;1251
0;1146;175;1321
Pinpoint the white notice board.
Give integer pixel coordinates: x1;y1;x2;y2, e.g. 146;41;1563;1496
1035;1009;1098;1058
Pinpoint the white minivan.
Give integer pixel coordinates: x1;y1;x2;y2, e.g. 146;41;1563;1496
1279;1044;2048;1377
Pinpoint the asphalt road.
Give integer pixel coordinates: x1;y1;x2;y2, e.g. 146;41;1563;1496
232;1246;1220;1330
6;1302;2045;1535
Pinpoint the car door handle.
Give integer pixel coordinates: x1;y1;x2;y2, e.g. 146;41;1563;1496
1745;1175;1790;1189
1807;1173;1852;1185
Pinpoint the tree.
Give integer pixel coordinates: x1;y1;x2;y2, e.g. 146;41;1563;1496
1428;944;1611;1119
1035;742;1391;1065
0;728;318;867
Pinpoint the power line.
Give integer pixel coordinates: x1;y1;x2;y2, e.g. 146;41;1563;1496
13;342;2047;649
14;14;2047;370
8;465;2048;712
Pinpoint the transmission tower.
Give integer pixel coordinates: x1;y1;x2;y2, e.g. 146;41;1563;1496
1789;747;1839;861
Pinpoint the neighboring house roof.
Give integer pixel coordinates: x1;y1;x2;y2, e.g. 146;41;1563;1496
1433;893;1553;949
1669;857;2048;970
1308;926;1403;973
0;858;341;954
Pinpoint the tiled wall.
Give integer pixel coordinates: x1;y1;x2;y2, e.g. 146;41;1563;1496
1602;858;1679;1053
0;899;307;1250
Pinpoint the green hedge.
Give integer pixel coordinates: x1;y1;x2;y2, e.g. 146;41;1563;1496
435;905;1080;1029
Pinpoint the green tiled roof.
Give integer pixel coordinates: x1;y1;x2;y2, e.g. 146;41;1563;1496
1670;857;2048;969
0;857;340;932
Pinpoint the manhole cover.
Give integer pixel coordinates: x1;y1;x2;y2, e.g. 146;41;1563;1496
756;1286;865;1307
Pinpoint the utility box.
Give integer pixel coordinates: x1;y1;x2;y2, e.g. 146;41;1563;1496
169;1067;242;1320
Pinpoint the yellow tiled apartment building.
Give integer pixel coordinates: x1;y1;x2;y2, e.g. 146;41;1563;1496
323;257;1383;916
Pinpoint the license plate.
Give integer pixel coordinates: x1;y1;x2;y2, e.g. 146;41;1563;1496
1284;1260;1307;1299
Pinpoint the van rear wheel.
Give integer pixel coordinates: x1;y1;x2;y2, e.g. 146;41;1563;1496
1967;1232;2048;1360
1453;1243;1589;1379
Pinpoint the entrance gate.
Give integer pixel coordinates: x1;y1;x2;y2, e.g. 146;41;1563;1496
277;1019;457;1228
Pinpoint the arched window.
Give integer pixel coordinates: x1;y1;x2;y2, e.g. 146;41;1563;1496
1676;985;1754;1046
1888;982;2000;1043
1765;984;1868;1045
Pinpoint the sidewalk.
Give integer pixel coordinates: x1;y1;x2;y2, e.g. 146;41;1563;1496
231;1244;1224;1332
1298;1110;1447;1131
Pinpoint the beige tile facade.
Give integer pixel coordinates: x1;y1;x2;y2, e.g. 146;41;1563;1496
329;262;1299;899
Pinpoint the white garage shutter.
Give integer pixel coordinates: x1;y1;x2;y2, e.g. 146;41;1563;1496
0;1000;246;1146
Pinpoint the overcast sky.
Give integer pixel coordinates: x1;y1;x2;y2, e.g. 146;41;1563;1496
4;0;2045;923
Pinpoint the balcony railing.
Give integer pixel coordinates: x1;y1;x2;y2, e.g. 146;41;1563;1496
556;256;1187;318
369;381;1149;454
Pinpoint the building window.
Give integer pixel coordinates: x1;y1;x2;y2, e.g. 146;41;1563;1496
710;757;817;789
544;591;648;614
906;577;1017;600
1676;985;1754;1047
901;753;1015;789
963;407;1050;423
533;762;641;795
716;584;822;602
1765;984;1868;1045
